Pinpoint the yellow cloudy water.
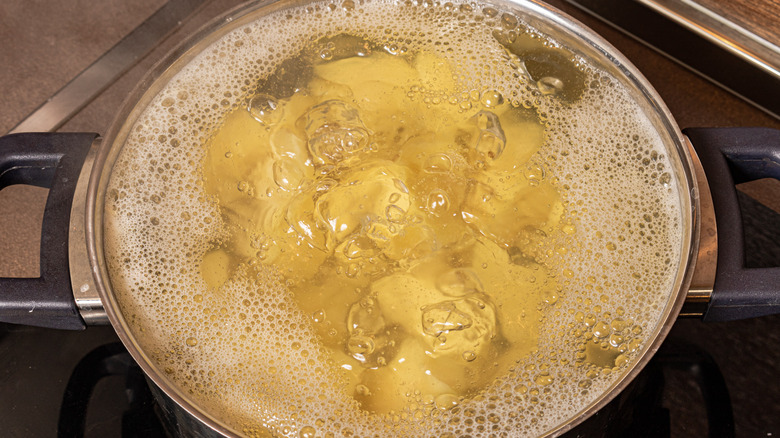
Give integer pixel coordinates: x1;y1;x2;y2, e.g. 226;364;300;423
201;49;561;414
102;0;684;436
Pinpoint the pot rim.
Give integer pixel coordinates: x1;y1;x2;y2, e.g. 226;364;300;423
85;0;700;436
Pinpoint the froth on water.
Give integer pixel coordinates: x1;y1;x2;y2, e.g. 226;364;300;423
102;0;683;436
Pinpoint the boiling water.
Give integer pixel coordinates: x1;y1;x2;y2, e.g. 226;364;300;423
103;0;684;436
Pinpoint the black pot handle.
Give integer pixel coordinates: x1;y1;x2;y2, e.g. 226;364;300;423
0;132;98;330
684;127;780;321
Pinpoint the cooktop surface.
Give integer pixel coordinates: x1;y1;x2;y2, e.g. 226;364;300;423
1;1;779;436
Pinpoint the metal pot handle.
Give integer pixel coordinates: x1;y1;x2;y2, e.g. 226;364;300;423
0;132;98;330
684;127;780;321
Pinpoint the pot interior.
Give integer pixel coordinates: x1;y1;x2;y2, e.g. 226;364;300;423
90;0;696;436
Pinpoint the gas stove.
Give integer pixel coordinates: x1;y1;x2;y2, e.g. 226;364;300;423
1;1;779;437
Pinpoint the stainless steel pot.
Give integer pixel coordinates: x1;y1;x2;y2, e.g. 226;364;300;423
1;0;778;436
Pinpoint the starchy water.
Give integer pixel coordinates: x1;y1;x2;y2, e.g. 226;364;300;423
102;0;684;436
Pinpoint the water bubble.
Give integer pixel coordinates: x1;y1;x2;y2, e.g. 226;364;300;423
312;310;326;323
479;90;504;108
435;393;459;410
462;350;477;362
422;301;474;336
305;100;370;164
426;189;451;216
299;426;317;438
500;13;518;29
537;76;564;95
534;373;553;386
659;172;671;186
482;7;498;17
248;94;282;125
342;236;380;259
319;48;333;61
592;321;610;338
347;335;376;359
355;384;372;396
272;157;305;191
524;164;545;186
393;178;410;194
423;153;453;173
385;204;406;223
420;296;496;360
610;318;628;332
473;110;506;161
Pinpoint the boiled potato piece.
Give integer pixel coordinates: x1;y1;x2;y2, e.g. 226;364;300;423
356;338;455;413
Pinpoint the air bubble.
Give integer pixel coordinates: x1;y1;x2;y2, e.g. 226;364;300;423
312;310;326;323
273;157;305;191
659;172;671;186
423;153;453;173
299;426;317;438
537;76;564;95
248;94;282;125
305;100;370;164
479;90;503;108
426;189;451;216
473;110;506;161
435;393;459;410
355;384;371;396
385;204;406;223
534;373;553;386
